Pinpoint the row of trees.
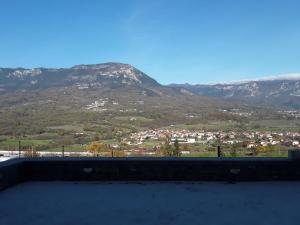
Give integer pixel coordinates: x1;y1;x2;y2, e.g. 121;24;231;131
86;141;125;157
87;138;183;157
157;138;181;157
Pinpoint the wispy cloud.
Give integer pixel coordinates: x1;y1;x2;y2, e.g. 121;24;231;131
216;73;300;85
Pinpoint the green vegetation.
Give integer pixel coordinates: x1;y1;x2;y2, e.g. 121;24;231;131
43;144;87;152
0;138;52;147
249;119;300;132
158;138;181;157
0;90;298;157
47;125;84;132
113;116;153;123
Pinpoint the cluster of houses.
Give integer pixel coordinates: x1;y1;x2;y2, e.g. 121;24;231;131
85;98;119;111
85;99;145;113
277;110;300;118
218;108;253;117
127;129;300;149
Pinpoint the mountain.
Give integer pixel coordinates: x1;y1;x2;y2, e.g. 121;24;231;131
0;63;161;92
0;62;298;137
0;62;229;114
1;63;299;110
0;62;236;136
170;76;300;109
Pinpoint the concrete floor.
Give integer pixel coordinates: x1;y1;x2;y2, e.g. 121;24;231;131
0;181;300;225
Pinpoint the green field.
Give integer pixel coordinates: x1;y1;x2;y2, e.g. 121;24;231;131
0;138;52;147
181;152;217;157
47;125;84;132
141;139;160;148
45;144;88;152
249;119;300;131
113;116;153;122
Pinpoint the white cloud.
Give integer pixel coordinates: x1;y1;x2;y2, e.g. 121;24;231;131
217;73;300;85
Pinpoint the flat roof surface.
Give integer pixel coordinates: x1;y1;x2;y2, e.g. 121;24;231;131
1;181;300;225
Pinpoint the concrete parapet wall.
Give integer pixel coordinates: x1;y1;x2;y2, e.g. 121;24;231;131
1;157;300;191
0;159;25;191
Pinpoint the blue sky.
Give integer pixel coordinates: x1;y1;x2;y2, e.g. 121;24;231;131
0;0;300;84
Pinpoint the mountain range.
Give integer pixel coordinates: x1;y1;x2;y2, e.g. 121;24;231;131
170;78;300;109
0;62;299;109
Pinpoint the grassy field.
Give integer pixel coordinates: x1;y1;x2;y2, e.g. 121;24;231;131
141;139;161;148
47;125;84;132
163;119;300;132
45;144;88;152
250;119;300;131
113;116;154;123
0;138;52;147
181;152;217;157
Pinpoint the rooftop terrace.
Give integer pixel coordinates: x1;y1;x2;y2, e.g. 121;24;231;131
1;155;300;225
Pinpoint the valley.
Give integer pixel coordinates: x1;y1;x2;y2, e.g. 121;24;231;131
0;63;299;157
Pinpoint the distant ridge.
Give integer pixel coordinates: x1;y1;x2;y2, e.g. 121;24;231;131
1;62;299;109
215;73;300;85
169;74;300;109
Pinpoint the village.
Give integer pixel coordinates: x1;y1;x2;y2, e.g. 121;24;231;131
126;129;300;151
